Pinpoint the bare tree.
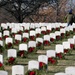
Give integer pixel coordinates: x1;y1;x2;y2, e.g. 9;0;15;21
0;0;7;7
0;0;48;23
27;0;68;22
0;0;70;23
47;0;68;22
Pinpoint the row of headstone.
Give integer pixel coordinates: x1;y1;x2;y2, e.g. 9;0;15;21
0;42;71;65
0;25;75;50
0;26;65;41
1;23;67;30
0;22;72;40
0;25;74;38
0;23;65;36
0;37;74;58
0;66;75;75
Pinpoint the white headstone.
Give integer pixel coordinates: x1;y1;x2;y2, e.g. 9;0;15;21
68;38;74;44
62;42;70;49
41;26;46;32
38;55;48;64
8;49;17;57
36;38;43;43
55;31;61;36
28;60;39;70
72;24;75;29
28;41;36;47
24;24;29;30
35;28;41;34
60;28;65;34
55;44;64;53
73;35;75;40
44;35;50;41
22;33;29;38
0;71;8;75
3;30;9;36
47;25;51;30
55;23;60;29
20;26;23;31
50;33;56;39
0;40;3;46
30;30;35;36
68;25;73;31
46;50;56;57
15;34;21;41
64;27;69;32
11;28;17;33
51;24;55;29
30;24;35;29
5;37;13;44
1;23;8;29
54;72;67;75
65;67;75;75
0;54;3;63
0;32;2;38
19;44;27;51
12;65;24;75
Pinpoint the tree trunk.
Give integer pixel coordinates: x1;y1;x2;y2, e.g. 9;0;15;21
56;8;60;22
56;0;60;22
18;18;23;23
